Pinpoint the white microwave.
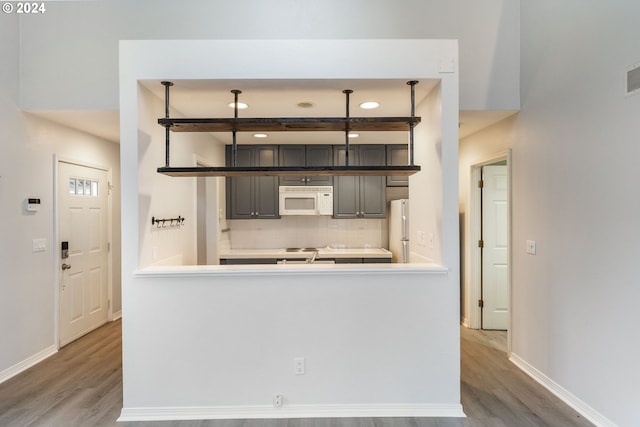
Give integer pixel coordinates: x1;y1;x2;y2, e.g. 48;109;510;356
279;186;333;216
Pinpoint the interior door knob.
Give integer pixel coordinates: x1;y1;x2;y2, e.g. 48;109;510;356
61;263;71;271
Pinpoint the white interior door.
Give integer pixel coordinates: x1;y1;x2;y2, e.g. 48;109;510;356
58;162;109;347
482;165;508;330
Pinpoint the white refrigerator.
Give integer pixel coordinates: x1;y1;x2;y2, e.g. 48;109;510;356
389;199;409;263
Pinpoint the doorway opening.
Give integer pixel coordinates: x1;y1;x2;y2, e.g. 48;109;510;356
468;152;512;350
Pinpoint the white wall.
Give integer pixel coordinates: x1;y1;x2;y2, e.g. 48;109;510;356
512;2;640;426
0;13;121;380
120;39;461;420
410;84;444;264
137;85;222;267
19;0;519;111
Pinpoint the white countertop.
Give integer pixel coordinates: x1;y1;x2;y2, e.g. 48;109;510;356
219;246;392;259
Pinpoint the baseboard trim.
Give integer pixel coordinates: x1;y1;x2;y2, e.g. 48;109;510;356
118;403;466;421
0;345;58;385
509;353;617;427
112;310;122;321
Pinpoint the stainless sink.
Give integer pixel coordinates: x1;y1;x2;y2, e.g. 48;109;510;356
280;247;329;264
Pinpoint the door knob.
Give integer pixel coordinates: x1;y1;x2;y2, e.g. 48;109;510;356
61;263;71;271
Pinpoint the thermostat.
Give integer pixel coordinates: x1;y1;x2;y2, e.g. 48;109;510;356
26;198;41;212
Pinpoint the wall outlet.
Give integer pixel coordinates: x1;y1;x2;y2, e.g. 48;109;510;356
418;231;426;247
526;240;536;255
294;357;305;375
273;394;283;408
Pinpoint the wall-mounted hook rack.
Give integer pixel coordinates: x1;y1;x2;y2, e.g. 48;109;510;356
151;215;185;228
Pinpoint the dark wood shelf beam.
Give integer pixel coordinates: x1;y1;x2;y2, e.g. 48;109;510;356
158;116;421;133
157;165;421;177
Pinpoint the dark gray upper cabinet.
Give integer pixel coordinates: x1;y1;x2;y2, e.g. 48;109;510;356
386;144;409;187
333;145;386;219
279;145;333;186
226;145;280;219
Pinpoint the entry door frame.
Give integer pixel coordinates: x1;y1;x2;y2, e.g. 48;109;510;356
468;150;513;352
53;155;114;349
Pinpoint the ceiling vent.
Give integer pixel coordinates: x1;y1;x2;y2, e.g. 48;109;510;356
626;63;640;96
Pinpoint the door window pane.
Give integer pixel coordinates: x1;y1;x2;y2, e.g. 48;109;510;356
91;181;99;197
77;179;84;195
69;178;76;194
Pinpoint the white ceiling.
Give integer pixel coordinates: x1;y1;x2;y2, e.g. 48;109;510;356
30;79;517;144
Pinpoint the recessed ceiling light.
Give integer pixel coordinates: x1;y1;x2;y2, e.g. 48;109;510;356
227;102;249;109
297;102;315;108
253;133;268;138
359;101;380;110
348;133;359;138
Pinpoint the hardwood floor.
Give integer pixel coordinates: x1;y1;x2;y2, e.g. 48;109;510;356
0;321;594;427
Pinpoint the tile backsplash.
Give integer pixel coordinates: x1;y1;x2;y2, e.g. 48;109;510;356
227;217;385;249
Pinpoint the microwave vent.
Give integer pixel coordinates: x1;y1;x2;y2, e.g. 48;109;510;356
280;186;332;193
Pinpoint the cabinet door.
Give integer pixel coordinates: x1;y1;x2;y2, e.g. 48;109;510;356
333;146;360;218
279;145;307;186
226;146;254;219
306;145;333;186
254;146;279;218
226;145;279;219
359;145;386;218
386;144;409;187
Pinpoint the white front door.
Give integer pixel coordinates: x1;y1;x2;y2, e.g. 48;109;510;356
58;162;109;347
482;165;508;330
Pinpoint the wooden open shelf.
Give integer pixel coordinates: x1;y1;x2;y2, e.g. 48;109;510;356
156;81;422;177
158;116;421;133
157;165;421;177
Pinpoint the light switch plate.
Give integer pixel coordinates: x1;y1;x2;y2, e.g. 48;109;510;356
526;240;536;255
32;238;46;252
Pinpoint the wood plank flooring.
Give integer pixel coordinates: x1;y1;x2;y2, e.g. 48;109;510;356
0;321;594;427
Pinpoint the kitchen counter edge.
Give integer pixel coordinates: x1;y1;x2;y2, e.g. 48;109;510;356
218;247;392;260
135;263;448;278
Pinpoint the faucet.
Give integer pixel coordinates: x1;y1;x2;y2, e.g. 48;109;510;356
306;250;319;264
